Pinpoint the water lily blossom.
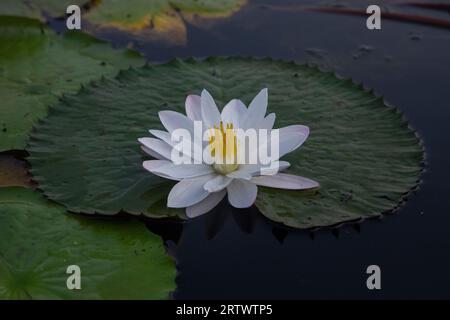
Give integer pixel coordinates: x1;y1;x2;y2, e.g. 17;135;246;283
139;89;319;218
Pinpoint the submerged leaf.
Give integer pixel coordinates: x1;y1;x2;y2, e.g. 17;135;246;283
27;57;423;228
0;187;176;299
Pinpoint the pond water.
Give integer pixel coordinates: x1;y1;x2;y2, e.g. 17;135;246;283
52;0;450;298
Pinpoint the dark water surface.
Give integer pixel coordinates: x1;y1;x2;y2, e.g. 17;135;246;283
56;0;450;298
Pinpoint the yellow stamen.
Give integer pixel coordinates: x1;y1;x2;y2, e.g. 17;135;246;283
209;121;239;174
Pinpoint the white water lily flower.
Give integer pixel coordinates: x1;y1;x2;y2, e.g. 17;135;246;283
139;89;319;218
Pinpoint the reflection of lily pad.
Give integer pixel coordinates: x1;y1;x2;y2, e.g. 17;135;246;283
83;0;246;45
0;187;176;299
171;0;246;16
27;58;423;228
0;16;143;152
0;0;87;20
2;0;246;45
85;0;245;27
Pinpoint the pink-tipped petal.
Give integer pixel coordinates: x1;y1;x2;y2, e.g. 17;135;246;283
185;95;202;121
278;125;309;157
251;173;319;190
201;89;221;128
259;113;276;129
159;110;194;134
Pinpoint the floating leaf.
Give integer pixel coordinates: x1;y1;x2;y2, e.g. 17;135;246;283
27;57;423;228
0;187;176;299
0;16;143;152
0;0;87;20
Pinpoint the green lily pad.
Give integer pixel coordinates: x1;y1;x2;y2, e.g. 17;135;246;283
0;187;176;299
0;16;143;152
0;0;87;20
27;57;423;228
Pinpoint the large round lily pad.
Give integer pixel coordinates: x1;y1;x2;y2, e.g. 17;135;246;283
0;16;143;152
27;57;423;228
0;187;176;299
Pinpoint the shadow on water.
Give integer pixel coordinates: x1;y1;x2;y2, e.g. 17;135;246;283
43;0;450;298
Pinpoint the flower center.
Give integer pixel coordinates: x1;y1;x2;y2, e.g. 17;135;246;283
209;121;239;174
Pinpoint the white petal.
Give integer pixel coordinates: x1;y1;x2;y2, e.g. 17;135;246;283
277;125;309;158
141;146;166;160
149;129;172;145
227;179;258;208
153;163;213;179
185;95;202;121
259;113;276;129
204;175;232;192
221;99;247;127
258;125;309;160
186;190;227;218
233;161;290;177
242;88;268;129
201;89;221;128
143;160;180;181
143;159;171;171
159;110;193;134
167;174;215;208
226;170;252;180
138;138;172;160
149;129;201;162
251;173;319;190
